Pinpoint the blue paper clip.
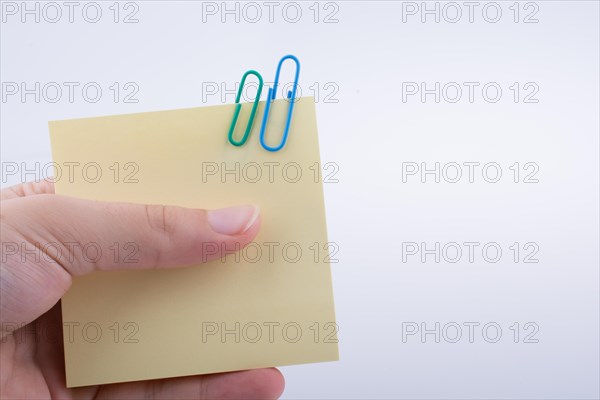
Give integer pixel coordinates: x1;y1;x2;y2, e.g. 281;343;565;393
259;55;301;152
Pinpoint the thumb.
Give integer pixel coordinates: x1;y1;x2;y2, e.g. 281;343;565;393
0;193;260;331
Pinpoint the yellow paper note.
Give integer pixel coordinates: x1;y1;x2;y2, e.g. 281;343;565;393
49;97;338;388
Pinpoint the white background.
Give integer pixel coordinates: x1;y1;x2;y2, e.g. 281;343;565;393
1;1;599;398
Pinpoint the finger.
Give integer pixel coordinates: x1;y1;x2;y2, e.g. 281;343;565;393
93;368;285;400
1;194;260;276
0;179;54;201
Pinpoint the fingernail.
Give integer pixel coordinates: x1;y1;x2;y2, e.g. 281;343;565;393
207;205;259;235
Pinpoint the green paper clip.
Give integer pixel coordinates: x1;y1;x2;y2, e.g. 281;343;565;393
227;70;264;147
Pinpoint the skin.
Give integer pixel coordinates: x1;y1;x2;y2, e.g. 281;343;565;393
0;180;285;399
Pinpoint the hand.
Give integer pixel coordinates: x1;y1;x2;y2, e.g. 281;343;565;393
0;180;285;399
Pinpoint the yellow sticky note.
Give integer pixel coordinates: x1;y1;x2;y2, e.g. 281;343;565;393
49;97;338;388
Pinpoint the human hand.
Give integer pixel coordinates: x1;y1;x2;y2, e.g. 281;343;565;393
0;180;284;399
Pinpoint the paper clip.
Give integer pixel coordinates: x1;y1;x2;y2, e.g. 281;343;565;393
259;55;301;152
227;70;264;147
